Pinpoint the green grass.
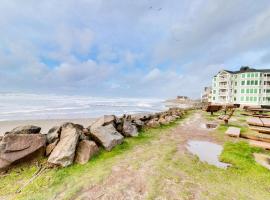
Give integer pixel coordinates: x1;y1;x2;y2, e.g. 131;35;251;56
0;113;190;200
146;140;270;200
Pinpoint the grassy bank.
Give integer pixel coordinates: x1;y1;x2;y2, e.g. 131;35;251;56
0;113;191;200
2;110;270;200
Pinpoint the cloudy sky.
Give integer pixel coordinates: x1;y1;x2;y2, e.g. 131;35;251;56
0;0;270;98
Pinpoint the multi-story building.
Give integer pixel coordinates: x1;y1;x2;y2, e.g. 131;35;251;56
211;66;270;106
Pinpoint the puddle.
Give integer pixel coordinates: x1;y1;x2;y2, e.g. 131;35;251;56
200;123;218;129
186;140;230;169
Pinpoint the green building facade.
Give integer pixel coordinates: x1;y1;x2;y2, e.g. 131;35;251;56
211;67;270;106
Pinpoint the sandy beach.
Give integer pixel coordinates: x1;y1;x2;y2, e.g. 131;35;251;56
0;118;96;136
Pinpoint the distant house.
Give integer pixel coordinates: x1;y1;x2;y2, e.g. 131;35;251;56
211;66;270;106
201;86;212;103
177;96;189;101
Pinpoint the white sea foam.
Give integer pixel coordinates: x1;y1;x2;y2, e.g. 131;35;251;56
0;93;166;121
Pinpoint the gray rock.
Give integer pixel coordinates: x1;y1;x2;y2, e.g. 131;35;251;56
133;119;145;130
5;125;41;135
75;140;99;164
46;126;61;144
90;115;116;131
122;120;139;137
48;123;81;167
0;134;46;171
158;117;169;125
90;124;124;151
146;119;160;128
46;139;59;156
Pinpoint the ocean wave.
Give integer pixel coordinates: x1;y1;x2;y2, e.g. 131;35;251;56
0;93;166;121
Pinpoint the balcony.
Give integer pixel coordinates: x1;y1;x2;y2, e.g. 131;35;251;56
219;92;227;96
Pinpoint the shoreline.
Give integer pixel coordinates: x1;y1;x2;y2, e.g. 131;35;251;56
0;118;97;135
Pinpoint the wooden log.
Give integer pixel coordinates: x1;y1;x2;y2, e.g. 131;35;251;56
249;125;270;134
247;118;270;128
241;133;270;143
225;127;240;137
249;140;270;150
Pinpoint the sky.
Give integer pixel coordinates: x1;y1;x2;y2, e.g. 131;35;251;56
0;0;270;99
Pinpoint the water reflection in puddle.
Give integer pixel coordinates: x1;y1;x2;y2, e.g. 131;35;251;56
186;140;230;169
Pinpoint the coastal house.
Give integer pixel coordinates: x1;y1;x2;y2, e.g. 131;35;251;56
211;66;270;106
201;86;212;103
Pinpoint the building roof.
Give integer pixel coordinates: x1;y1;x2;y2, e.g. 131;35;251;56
221;66;270;75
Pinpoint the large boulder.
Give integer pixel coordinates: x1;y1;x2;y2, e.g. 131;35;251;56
5;125;41;135
0;134;46;171
48;123;81;167
122;120;139;137
90;124;124;151
46;126;61;144
75;140;99;164
90;115;116;131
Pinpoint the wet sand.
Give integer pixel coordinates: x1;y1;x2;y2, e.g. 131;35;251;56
0;118;96;135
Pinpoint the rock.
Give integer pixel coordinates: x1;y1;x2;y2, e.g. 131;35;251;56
46;126;61;144
165;116;175;123
122;120;138;137
46;139;59;156
5;125;41;135
79;133;90;141
90;115;116;131
133;119;145;130
158;118;169;125
90;124;124;151
75;140;99;164
146;119;160;128
0;134;46;171
48;123;81;167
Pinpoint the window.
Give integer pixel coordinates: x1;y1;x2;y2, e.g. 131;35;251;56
247;80;250;85
242;74;245;78
213;97;215;100
259;89;261;93
254;89;257;93
251;73;254;78
213;90;216;94
250;89;253;94
234;90;237;94
251;80;254;85
250;97;253;101
241;89;245;94
241;96;244;101
246;96;249;101
246;89;249;93
255;80;258;85
247;73;250;78
241;81;245;85
235;82;237;86
255;73;258;77
254;97;257;102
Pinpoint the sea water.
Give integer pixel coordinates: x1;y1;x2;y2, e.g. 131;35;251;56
0;93;166;121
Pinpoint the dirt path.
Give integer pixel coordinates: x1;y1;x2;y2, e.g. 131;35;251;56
73;111;217;200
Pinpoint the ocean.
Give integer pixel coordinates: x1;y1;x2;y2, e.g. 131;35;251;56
0;93;166;121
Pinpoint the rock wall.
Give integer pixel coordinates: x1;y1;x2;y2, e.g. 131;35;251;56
0;107;187;171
